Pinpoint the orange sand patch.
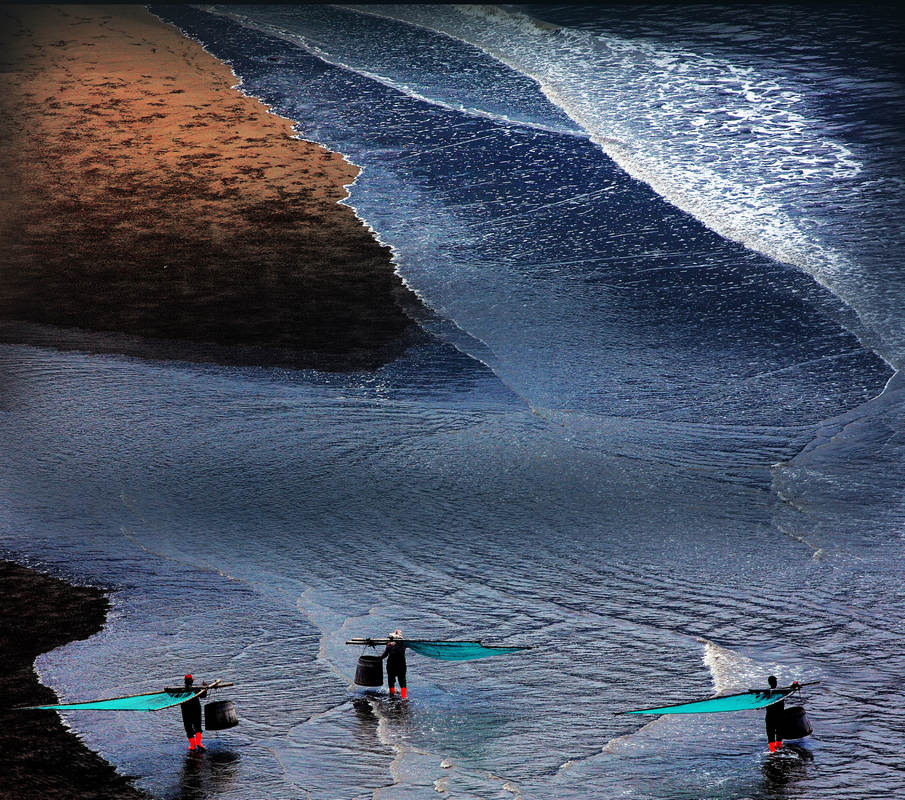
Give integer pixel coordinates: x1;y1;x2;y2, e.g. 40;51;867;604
0;4;415;367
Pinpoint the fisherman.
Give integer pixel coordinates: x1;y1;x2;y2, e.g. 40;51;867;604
764;675;784;752
380;630;407;699
180;674;207;751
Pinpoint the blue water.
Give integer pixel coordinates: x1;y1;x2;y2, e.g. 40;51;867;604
2;4;904;799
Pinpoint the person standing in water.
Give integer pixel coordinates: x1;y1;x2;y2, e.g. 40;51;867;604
380;630;407;699
764;675;784;752
180;674;207;751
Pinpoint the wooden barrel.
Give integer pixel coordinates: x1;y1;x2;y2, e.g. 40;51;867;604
204;700;239;730
354;655;383;687
780;705;812;739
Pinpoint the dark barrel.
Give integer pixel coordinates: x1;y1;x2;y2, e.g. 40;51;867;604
204;700;239;730
355;654;383;687
780;706;812;739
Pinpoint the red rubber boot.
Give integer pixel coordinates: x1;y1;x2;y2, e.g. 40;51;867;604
400;687;407;700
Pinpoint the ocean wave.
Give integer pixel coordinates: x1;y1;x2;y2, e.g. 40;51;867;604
349;4;903;367
202;4;582;138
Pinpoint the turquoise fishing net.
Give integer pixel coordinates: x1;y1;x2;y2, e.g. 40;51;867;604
626;689;792;715
406;641;529;661
30;689;199;711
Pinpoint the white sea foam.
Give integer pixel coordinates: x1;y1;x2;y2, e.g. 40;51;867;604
347;5;903;366
189;3;905;371
203;5;580;137
700;638;795;695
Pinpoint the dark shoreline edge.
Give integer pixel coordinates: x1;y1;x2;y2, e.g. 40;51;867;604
0;560;149;800
0;310;434;375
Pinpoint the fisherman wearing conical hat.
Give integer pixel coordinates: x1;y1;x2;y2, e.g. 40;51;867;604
380;630;407;699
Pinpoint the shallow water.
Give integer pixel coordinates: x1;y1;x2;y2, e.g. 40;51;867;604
3;4;904;799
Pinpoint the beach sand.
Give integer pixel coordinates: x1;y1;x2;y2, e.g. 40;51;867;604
0;560;148;800
0;4;419;370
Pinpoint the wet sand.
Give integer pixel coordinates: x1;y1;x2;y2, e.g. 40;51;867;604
0;4;419;370
0;560;149;800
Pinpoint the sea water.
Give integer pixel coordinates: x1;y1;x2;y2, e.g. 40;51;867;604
2;4;904;798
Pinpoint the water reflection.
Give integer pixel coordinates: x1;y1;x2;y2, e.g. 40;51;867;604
165;748;240;800
351;694;381;750
756;743;813;799
373;695;412;723
351;692;412;736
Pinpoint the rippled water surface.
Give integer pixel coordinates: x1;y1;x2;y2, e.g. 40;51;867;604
3;4;904;799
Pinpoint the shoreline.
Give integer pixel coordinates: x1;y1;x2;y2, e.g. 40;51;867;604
0;560;149;800
0;4;421;371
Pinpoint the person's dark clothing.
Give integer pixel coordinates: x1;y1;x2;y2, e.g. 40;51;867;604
381;640;407;668
180;687;207;737
387;661;407;689
764;695;785;743
381;641;407;689
181;696;202;737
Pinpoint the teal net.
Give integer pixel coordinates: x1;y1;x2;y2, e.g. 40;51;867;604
405;640;529;661
28;689;201;712
625;688;792;715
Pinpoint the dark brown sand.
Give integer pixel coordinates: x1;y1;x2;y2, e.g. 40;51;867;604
0;4;419;370
0;560;149;800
